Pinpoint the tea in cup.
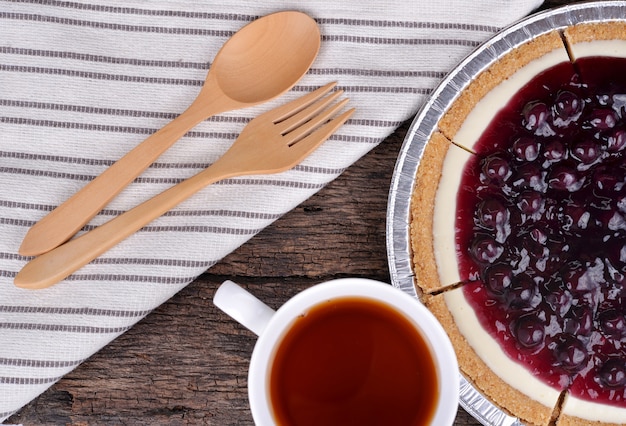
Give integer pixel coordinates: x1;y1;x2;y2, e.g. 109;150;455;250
213;278;459;425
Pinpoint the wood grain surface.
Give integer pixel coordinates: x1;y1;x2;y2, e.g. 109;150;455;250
8;1;578;424
9;119;483;426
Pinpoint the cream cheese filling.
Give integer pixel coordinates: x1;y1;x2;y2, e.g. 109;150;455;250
568;39;626;61
435;38;626;422
432;143;472;286
562;392;626;423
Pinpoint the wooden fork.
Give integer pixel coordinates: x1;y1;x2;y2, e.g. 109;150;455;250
14;83;354;289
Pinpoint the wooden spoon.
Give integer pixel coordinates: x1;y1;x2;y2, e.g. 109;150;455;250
19;10;320;257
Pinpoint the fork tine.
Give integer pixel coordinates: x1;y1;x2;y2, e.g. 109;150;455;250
276;90;344;134
287;107;355;159
286;98;350;145
262;82;337;122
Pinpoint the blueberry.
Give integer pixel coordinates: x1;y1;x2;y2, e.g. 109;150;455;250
561;204;590;231
481;155;511;184
512;137;541;162
587;108;617;130
552;333;589;372
512;314;545;349
508;274;542;309
513;163;544;191
530;226;548;244
483;263;513;296
608;211;626;231
593;165;621;192
563;305;593;335
599;309;626;337
522;227;547;259
523;101;553;136
607;129;626;152
471;236;504;264
547;164;583;192
563;263;585;289
543;281;573;316
517;190;543;215
598;358;626;388
572;140;602;164
477;198;509;230
543;140;567;163
553;91;584;123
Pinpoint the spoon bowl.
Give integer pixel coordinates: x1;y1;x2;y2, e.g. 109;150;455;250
210;11;321;104
19;10;321;257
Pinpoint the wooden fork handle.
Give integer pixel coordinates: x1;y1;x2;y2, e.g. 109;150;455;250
18;101;215;257
14;156;245;290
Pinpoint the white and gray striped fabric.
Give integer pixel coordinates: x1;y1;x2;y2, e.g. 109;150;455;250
0;0;542;420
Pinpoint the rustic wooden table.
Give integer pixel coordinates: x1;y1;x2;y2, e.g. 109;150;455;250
9;119;488;426
7;1;576;424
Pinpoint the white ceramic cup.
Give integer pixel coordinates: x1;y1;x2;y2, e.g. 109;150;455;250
213;277;459;425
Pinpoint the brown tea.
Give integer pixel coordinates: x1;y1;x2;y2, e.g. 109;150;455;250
269;296;439;426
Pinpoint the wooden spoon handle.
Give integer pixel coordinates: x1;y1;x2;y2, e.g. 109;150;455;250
14;158;241;289
19;101;213;257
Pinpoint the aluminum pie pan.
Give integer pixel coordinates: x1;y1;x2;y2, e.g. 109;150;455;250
385;2;626;425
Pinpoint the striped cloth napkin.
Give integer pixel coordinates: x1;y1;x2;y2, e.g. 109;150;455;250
0;0;543;421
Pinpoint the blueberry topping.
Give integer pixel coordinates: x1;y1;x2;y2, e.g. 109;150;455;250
456;59;626;402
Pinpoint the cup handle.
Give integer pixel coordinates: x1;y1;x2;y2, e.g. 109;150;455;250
213;280;276;336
